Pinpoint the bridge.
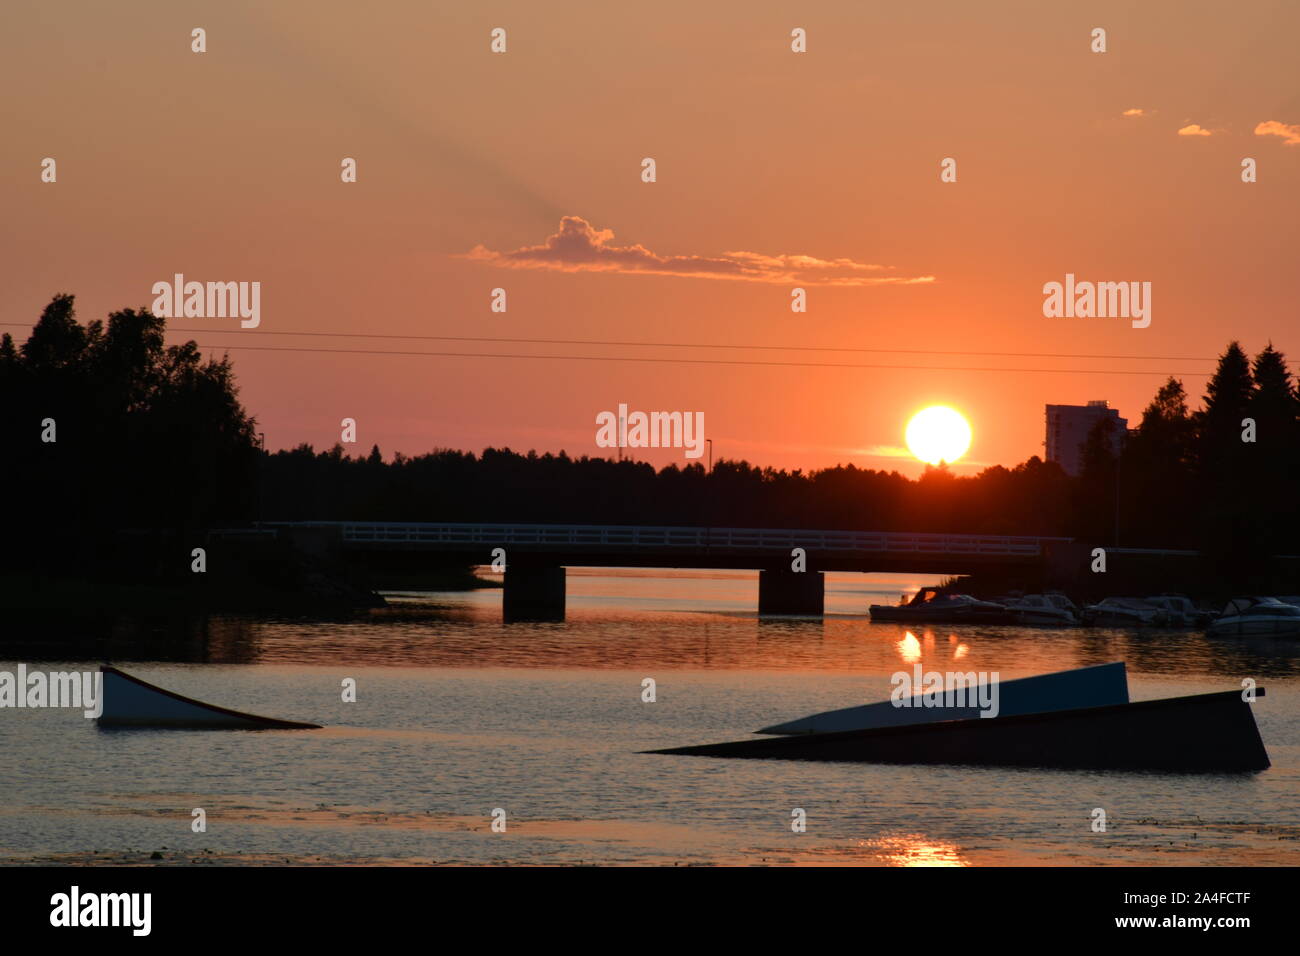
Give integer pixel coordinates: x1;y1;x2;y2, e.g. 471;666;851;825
248;521;1081;620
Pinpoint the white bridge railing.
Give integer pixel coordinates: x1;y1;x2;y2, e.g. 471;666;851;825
257;521;1065;557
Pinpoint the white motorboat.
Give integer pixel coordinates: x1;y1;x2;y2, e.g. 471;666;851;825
1008;593;1079;626
869;587;1016;624
1082;597;1168;627
1207;597;1300;638
1146;595;1214;627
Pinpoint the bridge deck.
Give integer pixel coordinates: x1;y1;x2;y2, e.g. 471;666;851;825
251;521;1071;572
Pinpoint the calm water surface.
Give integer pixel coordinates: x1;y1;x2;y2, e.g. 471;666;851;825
3;569;1298;866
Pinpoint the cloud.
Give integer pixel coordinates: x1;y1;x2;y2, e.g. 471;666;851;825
460;217;935;287
1254;120;1300;145
1122;108;1146;117
1177;124;1214;137
857;445;989;469
860;445;914;459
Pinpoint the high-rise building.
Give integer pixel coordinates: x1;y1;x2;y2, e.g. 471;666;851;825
1044;401;1127;476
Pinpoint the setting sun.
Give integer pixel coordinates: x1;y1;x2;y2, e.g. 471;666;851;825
905;406;972;466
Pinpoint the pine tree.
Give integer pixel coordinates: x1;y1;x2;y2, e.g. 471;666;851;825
1122;378;1194;546
1246;344;1300;556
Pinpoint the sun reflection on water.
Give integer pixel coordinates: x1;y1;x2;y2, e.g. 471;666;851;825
861;834;970;867
897;631;922;663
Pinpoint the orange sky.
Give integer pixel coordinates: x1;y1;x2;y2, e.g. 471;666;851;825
3;0;1297;476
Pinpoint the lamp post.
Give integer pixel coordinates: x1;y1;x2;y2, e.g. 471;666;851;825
1114;448;1121;547
256;432;266;527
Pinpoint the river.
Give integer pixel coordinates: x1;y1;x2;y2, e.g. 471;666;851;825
2;569;1297;866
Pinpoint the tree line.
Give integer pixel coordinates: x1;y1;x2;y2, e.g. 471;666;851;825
3;296;1296;582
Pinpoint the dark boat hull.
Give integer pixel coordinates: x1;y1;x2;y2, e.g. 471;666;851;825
869;606;1018;625
646;689;1269;773
97;665;322;729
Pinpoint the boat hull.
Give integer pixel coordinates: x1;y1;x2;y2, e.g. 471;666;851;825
647;689;1269;773
97;666;322;729
1209;620;1300;637
757;661;1128;735
1014;609;1077;626
1083;611;1158;627
869;606;1017;625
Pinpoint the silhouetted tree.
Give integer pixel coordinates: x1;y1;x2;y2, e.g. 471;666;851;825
1074;415;1121;543
1121;377;1194;546
0;295;258;574
1196;342;1259;580
1244;344;1299;558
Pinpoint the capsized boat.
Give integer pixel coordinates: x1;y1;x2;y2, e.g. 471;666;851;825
645;687;1269;773
97;665;322;729
869;587;1015;624
758;661;1127;735
1207;597;1300;638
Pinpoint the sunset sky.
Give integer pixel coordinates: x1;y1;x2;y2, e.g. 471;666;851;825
3;0;1297;476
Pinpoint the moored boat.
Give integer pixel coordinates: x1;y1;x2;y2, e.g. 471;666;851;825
1007;593;1079;626
870;587;1016;624
1207;597;1300;638
97;665;322;729
1081;597;1168;627
1146;595;1214;627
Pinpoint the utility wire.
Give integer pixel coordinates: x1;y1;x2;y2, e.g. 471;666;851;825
161;327;1216;363
0;322;1225;364
164;341;1209;376
0;321;1230;374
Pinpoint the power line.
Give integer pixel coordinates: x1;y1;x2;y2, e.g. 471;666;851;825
0;321;1227;364
159;327;1215;364
165;341;1210;376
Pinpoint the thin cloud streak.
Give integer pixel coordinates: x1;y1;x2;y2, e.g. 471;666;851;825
860;445;914;459
460;217;936;287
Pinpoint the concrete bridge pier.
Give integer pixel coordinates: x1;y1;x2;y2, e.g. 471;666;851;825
758;569;824;616
503;564;566;622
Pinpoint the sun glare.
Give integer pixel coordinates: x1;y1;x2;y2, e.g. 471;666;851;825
905;406;971;466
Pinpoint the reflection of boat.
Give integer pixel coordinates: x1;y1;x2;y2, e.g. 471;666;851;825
1081;597;1167;627
1207;597;1300;638
646;687;1270;773
97;665;322;729
870;587;1015;624
757;662;1128;734
1006;593;1079;626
